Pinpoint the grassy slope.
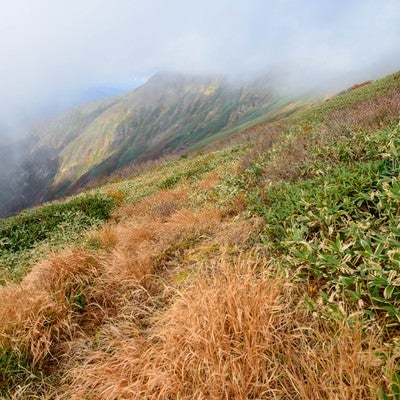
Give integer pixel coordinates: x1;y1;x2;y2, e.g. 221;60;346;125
186;96;311;152
2;73;299;219
49;74;289;191
0;147;244;284
0;71;400;398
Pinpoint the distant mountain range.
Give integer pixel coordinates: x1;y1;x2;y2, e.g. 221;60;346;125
0;72;307;218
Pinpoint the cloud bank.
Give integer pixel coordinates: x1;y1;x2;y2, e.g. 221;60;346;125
0;0;400;135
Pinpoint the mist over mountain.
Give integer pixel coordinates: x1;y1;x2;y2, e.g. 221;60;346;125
0;71;307;217
1;0;400;218
1;1;399;139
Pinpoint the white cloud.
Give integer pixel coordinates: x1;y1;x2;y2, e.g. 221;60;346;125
0;0;399;135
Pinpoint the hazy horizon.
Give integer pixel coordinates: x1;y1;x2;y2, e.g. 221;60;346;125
1;0;400;136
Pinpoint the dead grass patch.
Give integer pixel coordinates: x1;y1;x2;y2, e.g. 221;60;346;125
164;208;222;235
94;223;119;249
263;133;312;182
326;87;400;135
78;207;223;333
213;216;263;247
197;171;220;190
64;256;388;400
0;250;99;364
104;248;153;283
114;188;189;220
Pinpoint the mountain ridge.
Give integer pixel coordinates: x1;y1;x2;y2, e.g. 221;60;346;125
0;71;306;217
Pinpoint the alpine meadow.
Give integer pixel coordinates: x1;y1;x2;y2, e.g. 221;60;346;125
1;1;400;399
0;69;399;399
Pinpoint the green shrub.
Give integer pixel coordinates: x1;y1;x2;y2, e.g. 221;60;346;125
0;194;115;253
249;126;400;325
0;347;38;395
159;174;181;189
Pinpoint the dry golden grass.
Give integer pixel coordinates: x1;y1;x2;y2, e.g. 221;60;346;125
2;161;394;398
197;171;220;190
72;205;223;342
63;256;387;400
163;207;222;235
213;216;263;247
112;221;156;252
95;222;119;249
94;202;222;279
0;197;221;394
114;188;189;220
107;248;153;281
0;250;99;364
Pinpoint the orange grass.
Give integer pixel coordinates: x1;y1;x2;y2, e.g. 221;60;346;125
197;171;220;190
0;180;392;398
0;250;99;364
114;188;189;220
64;257;387;400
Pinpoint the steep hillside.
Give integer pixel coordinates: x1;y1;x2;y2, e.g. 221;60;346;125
44;72;302;191
0;70;400;399
0;72;305;218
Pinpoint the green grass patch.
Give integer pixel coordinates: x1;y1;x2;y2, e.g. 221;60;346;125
105;146;245;206
0;194;115;281
0;347;39;396
290;71;400;125
0;194;115;253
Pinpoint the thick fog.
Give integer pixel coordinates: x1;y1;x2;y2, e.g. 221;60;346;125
1;0;400;137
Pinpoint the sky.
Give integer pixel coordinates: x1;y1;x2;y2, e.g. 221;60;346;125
0;0;400;136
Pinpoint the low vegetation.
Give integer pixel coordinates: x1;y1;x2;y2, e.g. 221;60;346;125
0;71;400;399
0;194;115;282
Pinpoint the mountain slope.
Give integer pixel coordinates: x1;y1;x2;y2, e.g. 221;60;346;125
0;72;303;217
47;73;296;189
1;70;400;399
